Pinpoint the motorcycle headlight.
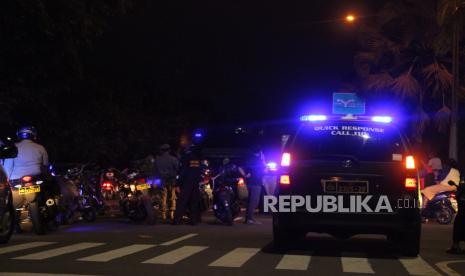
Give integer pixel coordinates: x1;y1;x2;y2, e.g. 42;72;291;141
124;184;130;189
130;184;136;192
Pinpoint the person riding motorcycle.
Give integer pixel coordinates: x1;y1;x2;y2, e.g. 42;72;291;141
3;126;55;232
3;127;49;181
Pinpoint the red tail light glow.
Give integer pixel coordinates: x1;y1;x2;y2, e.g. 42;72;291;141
281;152;291;167
238;178;245;187
136;178;146;184
102;182;113;190
405;178;417;190
22;176;32;182
280;175;291;185
406;155;415;169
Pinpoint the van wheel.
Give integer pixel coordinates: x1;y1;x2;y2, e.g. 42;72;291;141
273;226;304;251
399;227;421;257
30;202;46;235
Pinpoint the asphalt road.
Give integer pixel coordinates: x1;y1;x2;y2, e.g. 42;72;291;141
1;212;464;276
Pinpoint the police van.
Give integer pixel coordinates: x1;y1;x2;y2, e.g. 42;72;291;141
273;94;421;256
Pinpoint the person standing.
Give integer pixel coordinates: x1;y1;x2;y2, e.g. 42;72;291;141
447;177;465;254
244;147;265;225
155;144;179;222
172;144;203;225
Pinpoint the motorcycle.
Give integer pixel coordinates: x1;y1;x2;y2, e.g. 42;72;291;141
199;167;213;212
100;169;119;200
212;176;242;225
11;175;60;234
119;170;155;224
58;165;100;224
422;189;458;224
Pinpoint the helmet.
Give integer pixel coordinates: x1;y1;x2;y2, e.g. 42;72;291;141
17;126;37;140
160;144;171;152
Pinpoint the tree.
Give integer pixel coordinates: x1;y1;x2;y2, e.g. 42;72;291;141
353;0;464;156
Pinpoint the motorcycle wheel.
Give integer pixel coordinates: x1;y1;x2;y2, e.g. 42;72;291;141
0;204;14;243
29;202;46;235
435;207;454;224
82;208;97;222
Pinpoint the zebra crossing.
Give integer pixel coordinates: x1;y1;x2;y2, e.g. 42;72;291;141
0;235;442;275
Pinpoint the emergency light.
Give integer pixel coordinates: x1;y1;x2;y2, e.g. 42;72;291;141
371;116;393;123
300;115;327;122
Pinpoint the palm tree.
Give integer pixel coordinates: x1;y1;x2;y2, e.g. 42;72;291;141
354;0;464;155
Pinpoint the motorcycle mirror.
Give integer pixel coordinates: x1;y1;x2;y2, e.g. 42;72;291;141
0;143;18;159
448;180;457;187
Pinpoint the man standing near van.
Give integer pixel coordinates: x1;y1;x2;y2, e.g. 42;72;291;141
155;144;179;222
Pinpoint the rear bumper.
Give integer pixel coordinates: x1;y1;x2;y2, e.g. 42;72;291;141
273;210;420;235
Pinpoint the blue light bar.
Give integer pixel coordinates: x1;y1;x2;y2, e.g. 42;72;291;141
300;115;327;122
371;116;392;123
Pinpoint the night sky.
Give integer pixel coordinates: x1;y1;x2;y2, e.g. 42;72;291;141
91;0;383;123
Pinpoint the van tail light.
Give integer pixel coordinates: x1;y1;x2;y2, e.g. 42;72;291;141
281;152;291;167
280;175;291;185
405;155;415;169
405;178;417;190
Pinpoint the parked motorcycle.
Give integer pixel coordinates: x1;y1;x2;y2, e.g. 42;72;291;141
58;165;100;224
199;166;213;212
422;188;457;224
11;175;60;234
212;176;241;225
100;168;119;200
119;170;155;224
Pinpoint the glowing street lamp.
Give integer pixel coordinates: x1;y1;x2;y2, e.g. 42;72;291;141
345;14;355;23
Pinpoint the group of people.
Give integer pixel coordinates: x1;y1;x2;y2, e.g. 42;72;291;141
420;153;465;255
155;141;265;226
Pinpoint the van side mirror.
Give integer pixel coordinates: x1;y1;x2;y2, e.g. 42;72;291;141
0;144;18;159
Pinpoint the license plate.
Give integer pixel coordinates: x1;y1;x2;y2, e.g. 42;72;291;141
136;184;150;191
19;185;41;195
323;180;368;194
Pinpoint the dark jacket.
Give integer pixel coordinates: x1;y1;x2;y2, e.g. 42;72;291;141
155;152;179;179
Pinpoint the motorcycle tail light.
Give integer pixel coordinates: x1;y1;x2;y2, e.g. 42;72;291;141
238;178;245;187
22;176;32;183
102;182;112;190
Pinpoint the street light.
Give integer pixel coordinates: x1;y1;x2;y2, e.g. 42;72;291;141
345;14;355;23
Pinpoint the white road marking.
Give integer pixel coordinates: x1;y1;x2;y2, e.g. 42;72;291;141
78;244;156;262
435;260;465;276
0;242;56;255
341;255;375;274
142;246;208;264
399;257;441;276
159;233;198;246
275;254;311;270
0;272;94;276
13;242;104;260
0;273;96;276
209;247;261;268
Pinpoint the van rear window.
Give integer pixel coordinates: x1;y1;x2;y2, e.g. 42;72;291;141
293;122;404;162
